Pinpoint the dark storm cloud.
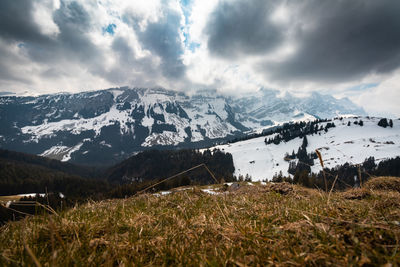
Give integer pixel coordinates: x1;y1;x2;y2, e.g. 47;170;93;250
206;0;283;59
207;0;400;83
22;1;104;70
0;0;47;43
0;0;106;85
267;0;400;82
135;9;186;79
107;36;159;85
50;1;105;71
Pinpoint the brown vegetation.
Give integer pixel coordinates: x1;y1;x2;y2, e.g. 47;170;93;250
365;176;400;192
1;180;400;266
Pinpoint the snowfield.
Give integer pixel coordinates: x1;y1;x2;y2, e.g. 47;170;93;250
211;117;400;181
40;143;83;162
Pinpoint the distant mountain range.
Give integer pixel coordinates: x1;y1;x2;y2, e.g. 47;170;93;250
0;87;366;165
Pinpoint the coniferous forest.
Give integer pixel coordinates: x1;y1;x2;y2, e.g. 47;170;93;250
0;148;235;224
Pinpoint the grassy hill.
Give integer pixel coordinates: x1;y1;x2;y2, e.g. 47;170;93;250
1;178;400;266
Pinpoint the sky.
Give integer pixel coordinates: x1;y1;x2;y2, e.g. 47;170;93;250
0;0;399;116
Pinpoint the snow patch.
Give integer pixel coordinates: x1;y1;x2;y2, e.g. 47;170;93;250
21;106;135;140
211;117;400;181
143;131;185;146
18;193;46;198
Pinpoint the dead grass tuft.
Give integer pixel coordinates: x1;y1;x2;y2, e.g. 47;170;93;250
266;182;294;195
341;188;372;200
365;176;400;192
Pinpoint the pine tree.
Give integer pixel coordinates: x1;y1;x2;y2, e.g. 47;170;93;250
302;136;308;149
378;118;388;128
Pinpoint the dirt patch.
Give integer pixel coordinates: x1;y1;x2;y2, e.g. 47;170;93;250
266;182;294;195
341;188;371;200
280;220;312;232
230;182;296;195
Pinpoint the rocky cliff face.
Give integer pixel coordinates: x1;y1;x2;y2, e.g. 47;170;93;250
0;87;366;165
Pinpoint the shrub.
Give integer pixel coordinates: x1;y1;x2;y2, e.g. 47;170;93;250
378;118;389;128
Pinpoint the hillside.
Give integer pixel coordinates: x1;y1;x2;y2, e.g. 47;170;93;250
0;149;109;197
212;117;400;181
105;149;234;184
0;87;365;165
1;181;399;266
0;149;100;179
0;148;236;199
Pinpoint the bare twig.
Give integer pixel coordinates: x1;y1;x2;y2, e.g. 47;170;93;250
315;149;328;192
327;175;338;205
358;164;363;188
24;242;42;267
202;163;219;183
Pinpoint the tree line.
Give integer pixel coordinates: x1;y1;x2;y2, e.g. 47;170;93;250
265;120;335;145
272;156;400;190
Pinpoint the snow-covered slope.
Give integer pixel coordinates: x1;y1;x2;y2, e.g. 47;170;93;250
0;87;366;165
211;117;400;181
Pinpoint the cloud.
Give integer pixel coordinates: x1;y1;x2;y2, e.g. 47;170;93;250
135;7;186;79
106;36;159;86
353;71;400;117
0;0;187;94
0;0;45;43
265;0;400;83
0;0;399;116
206;0;283;59
206;0;400;84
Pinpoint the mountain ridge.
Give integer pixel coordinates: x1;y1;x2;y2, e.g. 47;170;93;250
0;87;366;165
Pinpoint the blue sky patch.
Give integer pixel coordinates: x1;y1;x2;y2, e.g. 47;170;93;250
103;23;116;35
348;83;379;91
180;0;199;52
188;42;200;51
183;31;200;52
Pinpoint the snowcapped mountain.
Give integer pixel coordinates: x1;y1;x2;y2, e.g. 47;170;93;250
211;117;400;181
230;89;366;124
0;87;366;165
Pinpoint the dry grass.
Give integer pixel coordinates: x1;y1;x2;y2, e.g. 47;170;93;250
1;181;400;266
365;176;400;193
341;188;372;200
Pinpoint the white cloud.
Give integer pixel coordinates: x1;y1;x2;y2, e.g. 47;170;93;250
188;0;217;45
354;71;400;117
32;0;60;37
